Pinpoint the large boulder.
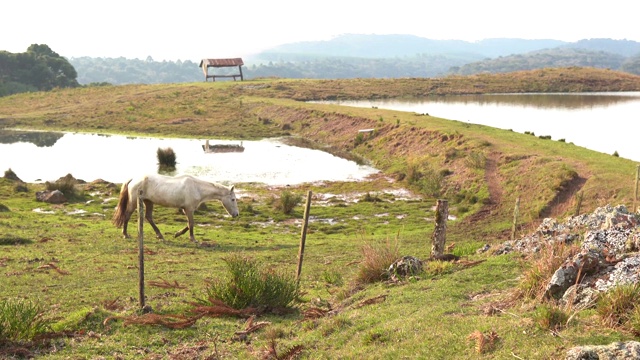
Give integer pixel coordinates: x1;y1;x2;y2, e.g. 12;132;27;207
36;190;67;204
566;341;640;360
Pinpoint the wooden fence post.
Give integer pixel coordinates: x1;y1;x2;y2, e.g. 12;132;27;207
634;165;640;213
296;191;312;284
431;199;448;259
511;197;520;240
137;190;146;310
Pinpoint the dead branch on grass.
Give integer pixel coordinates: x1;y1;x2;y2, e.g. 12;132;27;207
301;307;329;320
104;313;204;329
263;338;304;360
148;278;187;289
36;262;70;275
355;294;387;308
467;330;499;354
189;298;259;318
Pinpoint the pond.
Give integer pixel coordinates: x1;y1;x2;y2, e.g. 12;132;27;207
315;92;640;162
0;130;379;185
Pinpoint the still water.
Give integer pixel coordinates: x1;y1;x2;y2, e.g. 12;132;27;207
0;131;378;185
317;92;640;162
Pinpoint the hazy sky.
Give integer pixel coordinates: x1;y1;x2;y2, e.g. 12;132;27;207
3;0;638;62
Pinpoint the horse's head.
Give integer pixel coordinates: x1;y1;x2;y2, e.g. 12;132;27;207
221;185;240;218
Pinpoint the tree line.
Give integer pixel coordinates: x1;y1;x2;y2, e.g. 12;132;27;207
2;43;640;97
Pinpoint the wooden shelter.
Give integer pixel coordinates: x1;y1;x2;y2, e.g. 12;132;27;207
199;58;244;81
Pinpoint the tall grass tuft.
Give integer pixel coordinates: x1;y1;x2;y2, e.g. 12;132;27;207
202;255;299;311
515;241;579;300
356;237;400;284
596;283;640;328
157;147;177;170
0;298;50;343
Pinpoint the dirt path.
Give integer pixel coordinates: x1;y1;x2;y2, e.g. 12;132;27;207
462;152;502;225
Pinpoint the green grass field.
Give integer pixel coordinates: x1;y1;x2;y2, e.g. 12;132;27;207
2;68;640;358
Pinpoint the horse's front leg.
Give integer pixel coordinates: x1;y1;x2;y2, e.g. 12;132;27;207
144;200;165;240
176;208;198;243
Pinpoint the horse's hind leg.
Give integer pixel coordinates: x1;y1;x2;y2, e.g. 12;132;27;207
143;200;165;240
122;210;134;239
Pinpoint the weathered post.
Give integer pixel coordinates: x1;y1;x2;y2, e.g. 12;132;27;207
574;191;584;216
634;165;640;213
137;190;145;310
296;191;312;284
431;199;448;259
511;197;520;240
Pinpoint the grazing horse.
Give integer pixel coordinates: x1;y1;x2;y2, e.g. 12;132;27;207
112;174;239;243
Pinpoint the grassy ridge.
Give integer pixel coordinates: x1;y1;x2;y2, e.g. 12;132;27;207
1;67;640;358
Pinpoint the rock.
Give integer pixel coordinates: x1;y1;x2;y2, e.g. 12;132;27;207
36;190;67;204
566;341;640;360
545;249;603;300
388;256;423;280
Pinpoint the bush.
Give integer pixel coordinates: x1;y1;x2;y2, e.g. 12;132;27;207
157;147;177;170
0;298;50;343
202;255;299;311
274;190;302;215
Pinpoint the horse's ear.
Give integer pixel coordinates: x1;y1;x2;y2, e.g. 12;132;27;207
230;185;235;192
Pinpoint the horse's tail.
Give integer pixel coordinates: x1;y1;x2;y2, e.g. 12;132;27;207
112;179;132;228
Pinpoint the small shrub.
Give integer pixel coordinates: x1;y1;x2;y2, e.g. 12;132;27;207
3;168;21;181
597;283;640;328
202;255;299;311
356;238;400;284
465;152;486;169
612;151;620;157
274;190;302;215
45;173;78;197
322;270;344;287
538;135;552;140
558;138;566;142
157;147;177;170
360;192;382;202
0;298;51;343
533;304;568;330
354;132;365;146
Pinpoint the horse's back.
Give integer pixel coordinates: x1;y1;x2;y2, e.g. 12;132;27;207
129;174;195;208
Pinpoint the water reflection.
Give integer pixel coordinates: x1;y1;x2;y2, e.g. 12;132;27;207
0;129;64;147
0;131;379;185
414;92;640;110
315;92;640;162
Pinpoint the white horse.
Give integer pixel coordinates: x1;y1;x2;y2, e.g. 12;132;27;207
112;174;239;243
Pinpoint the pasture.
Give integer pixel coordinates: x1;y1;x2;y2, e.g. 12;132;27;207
0;172;631;359
3;70;640;358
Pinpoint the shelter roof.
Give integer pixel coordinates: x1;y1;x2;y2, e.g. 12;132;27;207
199;58;244;67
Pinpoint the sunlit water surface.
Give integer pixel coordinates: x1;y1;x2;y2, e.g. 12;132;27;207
315;92;640;162
0;131;379;185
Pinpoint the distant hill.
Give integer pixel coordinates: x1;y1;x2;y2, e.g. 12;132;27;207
451;48;627;75
251;34;566;61
59;35;640;84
